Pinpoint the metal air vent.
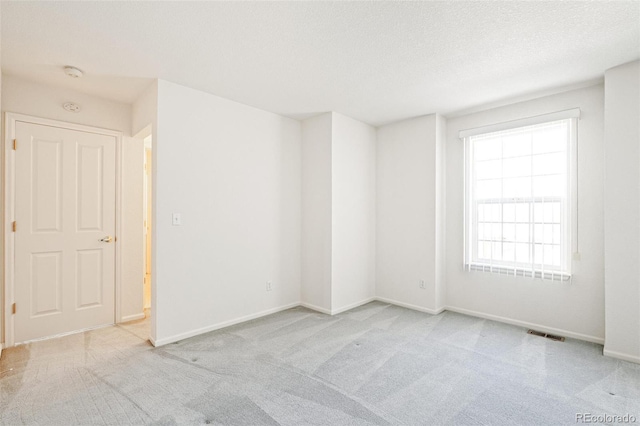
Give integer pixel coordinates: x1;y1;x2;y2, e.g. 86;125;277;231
527;329;565;342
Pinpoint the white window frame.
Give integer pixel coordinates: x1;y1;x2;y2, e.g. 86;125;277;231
461;109;579;281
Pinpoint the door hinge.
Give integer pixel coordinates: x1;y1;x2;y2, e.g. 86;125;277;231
12;221;16;232
12;303;16;314
12;139;16;150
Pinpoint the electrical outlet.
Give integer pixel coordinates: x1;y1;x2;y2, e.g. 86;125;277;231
419;280;426;289
266;281;272;291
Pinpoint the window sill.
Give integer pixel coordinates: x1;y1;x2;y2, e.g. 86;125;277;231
466;263;571;281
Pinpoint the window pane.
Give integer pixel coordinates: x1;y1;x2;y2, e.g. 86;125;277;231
553;203;561;223
532;123;567;154
491;223;502;241
543;224;554;244
545;204;556;223
534;244;543;264
477;179;501;199
503;243;515;262
503;203;516;222
488;204;502;222
515;224;529;243
515;203;529;223
483;242;492;259
533;152;565;176
533;175;564;197
502;133;531;158
475;159;502;180
552;245;561;266
533;202;559;223
533;203;543;223
483;204;494;222
503;177;531;198
503;223;515;242
544;245;556;266
481;223;495;240
492;242;502;260
503;156;531;178
474;138;502;161
515;243;530;263
533;224;555;244
553;224;561;244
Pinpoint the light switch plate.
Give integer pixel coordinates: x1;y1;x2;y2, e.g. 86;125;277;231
172;213;182;226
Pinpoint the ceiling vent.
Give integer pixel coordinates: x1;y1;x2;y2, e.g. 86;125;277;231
63;102;81;113
63;66;83;78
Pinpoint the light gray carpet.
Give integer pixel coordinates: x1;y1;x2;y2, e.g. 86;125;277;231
1;301;639;425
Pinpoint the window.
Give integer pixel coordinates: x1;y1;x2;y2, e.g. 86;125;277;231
462;110;578;280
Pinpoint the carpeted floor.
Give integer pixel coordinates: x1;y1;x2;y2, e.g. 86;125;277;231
1;301;639;425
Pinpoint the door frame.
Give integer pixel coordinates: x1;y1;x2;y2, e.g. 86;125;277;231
3;112;124;348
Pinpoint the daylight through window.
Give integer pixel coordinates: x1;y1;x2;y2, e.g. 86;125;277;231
463;114;577;280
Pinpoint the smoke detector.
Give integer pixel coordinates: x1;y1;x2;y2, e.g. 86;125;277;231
63;102;81;113
63;66;84;78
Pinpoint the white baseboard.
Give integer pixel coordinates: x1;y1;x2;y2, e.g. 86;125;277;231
300;302;332;315
120;313;146;323
445;305;605;345
603;348;640;364
375;296;445;315
301;297;377;315
372;299;604;346
331;297;376;315
152;302;300;347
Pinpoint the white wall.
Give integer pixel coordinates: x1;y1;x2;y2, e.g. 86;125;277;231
1;75;145;337
445;84;605;342
435;114;447;310
301;113;333;313
376;114;444;313
2;75;131;134
132;81;158;137
603;60;640;362
153;80;301;345
301;112;376;314
331;112;376;312
0;16;3;353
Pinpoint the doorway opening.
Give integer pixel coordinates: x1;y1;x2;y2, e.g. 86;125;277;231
143;135;152;316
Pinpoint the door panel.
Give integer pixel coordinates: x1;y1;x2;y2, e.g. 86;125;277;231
30;251;62;316
32;138;63;233
14;121;116;343
77;144;104;231
76;249;103;309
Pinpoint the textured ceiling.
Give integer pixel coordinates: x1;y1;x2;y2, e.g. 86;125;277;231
2;1;639;126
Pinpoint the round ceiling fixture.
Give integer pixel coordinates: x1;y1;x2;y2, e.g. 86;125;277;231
63;66;84;78
63;102;81;113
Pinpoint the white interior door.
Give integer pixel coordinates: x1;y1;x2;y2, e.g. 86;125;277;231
14;121;116;343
